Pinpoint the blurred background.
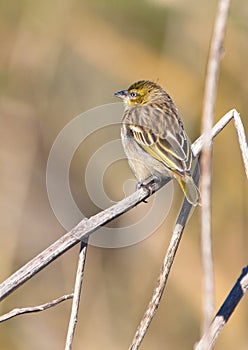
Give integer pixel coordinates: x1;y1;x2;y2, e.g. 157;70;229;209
0;0;248;349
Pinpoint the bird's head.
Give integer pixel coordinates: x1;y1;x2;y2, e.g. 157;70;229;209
114;80;164;107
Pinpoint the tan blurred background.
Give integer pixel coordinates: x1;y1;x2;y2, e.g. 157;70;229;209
0;0;248;349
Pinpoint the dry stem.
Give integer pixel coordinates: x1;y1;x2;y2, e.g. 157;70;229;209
65;241;88;350
200;0;231;333
0;294;73;322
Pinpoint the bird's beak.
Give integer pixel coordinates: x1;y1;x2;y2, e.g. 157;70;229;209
114;90;128;100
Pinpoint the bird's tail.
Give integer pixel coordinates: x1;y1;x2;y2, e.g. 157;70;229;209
176;174;200;206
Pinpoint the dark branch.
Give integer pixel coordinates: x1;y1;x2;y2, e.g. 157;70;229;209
195;266;248;350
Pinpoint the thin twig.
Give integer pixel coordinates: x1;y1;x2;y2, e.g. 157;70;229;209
0;110;246;305
195;266;248;350
200;0;231;333
193;110;247;177
65;241;88;350
233;112;248;177
129;183;198;350
0;294;73;322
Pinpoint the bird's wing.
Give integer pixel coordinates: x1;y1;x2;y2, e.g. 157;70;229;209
126;105;192;175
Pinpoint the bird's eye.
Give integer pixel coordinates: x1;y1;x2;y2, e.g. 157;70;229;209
130;91;138;98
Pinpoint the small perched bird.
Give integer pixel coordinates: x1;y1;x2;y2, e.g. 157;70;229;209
115;80;199;206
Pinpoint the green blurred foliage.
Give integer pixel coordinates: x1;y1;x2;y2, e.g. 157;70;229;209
0;0;248;349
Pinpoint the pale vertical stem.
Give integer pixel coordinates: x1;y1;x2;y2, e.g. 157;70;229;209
128;167;200;350
200;0;231;337
65;240;88;350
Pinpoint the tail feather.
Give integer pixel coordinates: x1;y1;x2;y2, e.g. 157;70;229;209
176;175;200;206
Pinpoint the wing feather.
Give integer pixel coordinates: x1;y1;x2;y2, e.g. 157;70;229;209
126;105;192;175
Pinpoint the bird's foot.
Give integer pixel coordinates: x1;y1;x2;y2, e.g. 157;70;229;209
136;180;155;203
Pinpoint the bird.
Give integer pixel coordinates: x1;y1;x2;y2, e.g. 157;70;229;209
114;80;199;206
